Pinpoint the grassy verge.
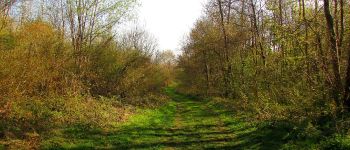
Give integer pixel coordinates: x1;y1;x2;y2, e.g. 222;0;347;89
207;97;350;150
5;88;350;149
40;101;177;149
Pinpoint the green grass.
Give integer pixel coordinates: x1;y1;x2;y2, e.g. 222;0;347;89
39;88;348;149
39;88;248;149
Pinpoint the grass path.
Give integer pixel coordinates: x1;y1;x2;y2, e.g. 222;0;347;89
41;89;291;149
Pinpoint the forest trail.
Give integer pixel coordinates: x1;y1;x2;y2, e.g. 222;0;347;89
42;89;287;149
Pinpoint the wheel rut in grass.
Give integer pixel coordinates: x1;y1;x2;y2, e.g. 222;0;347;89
42;89;274;149
115;89;242;149
91;90;243;149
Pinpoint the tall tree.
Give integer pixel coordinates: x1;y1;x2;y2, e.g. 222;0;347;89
323;0;342;107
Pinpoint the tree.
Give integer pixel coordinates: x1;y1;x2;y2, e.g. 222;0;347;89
0;0;17;16
323;0;342;108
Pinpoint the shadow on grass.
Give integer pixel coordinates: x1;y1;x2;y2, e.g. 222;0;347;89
41;88;319;149
46;122;300;149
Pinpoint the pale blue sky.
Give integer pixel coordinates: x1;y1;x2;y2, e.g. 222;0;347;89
137;0;207;54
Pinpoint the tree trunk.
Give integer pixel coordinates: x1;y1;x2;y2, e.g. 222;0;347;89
324;0;343;108
217;0;233;97
342;0;350;112
343;49;350;111
250;0;265;66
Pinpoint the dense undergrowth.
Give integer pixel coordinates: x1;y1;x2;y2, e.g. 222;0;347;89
0;14;173;149
206;96;350;149
175;0;350;148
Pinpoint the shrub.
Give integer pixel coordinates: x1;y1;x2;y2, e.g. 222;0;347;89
0;96;128;138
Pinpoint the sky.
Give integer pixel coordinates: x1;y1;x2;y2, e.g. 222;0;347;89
137;0;208;54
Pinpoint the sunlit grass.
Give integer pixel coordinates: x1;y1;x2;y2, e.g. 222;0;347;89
40;88;252;149
38;88;349;149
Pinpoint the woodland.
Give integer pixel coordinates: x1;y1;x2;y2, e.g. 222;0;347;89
1;0;350;149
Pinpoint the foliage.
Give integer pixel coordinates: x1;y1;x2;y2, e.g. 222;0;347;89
176;0;350;146
0;1;173;145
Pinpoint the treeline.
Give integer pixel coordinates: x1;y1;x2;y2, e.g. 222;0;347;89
0;0;173;142
177;0;350;133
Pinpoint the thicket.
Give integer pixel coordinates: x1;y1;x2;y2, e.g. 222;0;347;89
0;0;173;143
176;0;350;145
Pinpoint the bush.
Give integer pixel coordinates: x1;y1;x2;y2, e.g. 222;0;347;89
0;96;128;138
59;96;123;128
124;94;169;108
0;20;171;147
